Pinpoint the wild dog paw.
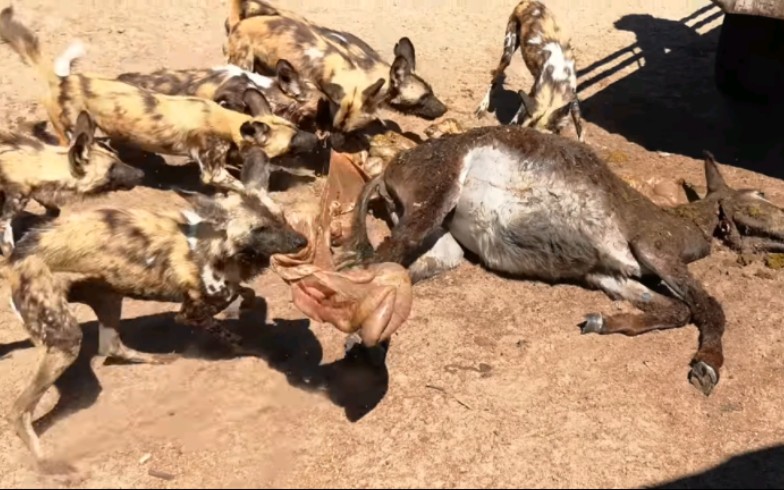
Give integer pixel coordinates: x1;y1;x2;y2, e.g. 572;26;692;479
580;313;604;334
689;361;719;396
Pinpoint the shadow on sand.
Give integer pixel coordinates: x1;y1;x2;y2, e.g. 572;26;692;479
1;296;389;439
647;444;784;489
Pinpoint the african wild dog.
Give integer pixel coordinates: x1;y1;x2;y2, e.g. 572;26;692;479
0;7;319;192
475;0;584;142
0;111;143;256
224;0;448;134
116;60;325;131
344;125;784;396
4;148;308;473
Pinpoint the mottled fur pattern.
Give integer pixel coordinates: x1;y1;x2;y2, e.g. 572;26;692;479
0;111;143;256
346;126;784;397
223;0;447;133
0;7;319;192
116;61;324;130
475;0;584;142
4;150;307;472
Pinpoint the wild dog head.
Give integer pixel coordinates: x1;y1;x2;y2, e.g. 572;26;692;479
383;37;447;120
178;148;308;274
63;111;144;194
233;88;320;157
514;46;579;136
692;151;784;254
214;60;324;131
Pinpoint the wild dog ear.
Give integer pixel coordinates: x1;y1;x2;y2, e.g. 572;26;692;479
362;78;386;107
322;82;345;103
240;146;271;192
275;59;303;98
390;56;412;87
243;88;273;117
240;120;270;145
703;150;728;194
174;188;230;225
72;111;96;145
394;37;416;72
67;132;90;177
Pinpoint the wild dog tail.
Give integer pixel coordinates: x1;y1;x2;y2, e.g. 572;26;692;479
347;173;385;260
0;7;85;87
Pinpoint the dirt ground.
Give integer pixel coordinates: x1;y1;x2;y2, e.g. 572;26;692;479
1;0;784;488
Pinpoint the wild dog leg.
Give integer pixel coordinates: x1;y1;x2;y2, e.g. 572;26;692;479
191;147;244;194
582;274;691;335
630;242;725;396
1;194;26;256
76;290;176;364
175;291;248;347
475;18;520;117
8;296;82;473
509;97;528;126
570;99;585;143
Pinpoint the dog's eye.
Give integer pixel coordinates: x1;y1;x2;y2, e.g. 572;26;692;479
756;190;767;199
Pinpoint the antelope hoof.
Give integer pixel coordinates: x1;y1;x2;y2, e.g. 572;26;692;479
344;333;363;353
580;313;604;334
688;361;719;396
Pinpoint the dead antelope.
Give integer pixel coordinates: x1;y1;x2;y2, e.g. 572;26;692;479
224;0;447;133
4;148;308;473
0;111;143;256
475;0;584;142
116;61;325;130
0;7;319;192
345;125;784;396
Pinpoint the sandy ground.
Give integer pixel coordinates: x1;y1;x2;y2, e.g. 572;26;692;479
1;0;784;488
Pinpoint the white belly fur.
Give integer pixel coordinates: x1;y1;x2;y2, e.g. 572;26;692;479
448;144;640;279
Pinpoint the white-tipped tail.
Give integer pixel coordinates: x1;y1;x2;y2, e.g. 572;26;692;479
53;40;86;78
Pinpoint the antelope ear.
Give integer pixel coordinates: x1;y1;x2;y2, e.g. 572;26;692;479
67;132;90;177
243;88;273;117
703;150;728;194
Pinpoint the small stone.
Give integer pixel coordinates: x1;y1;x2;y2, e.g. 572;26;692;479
139;453;152;465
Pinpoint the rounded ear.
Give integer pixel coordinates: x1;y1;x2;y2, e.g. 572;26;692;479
67;132;90;177
243;88;273;117
703;150;728;194
275;59;303;98
174;188;230;225
240;147;271;192
240;120;270;145
362;78;386;106
390;56;411;87
394;37;416;72
72;111;96;144
322;82;345;103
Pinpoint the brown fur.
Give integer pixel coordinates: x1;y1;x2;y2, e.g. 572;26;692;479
116;61;325;131
344;126;784;397
3;150;308;472
223;0;447;133
475;0;584;141
0;7;319;192
0;111;143;256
